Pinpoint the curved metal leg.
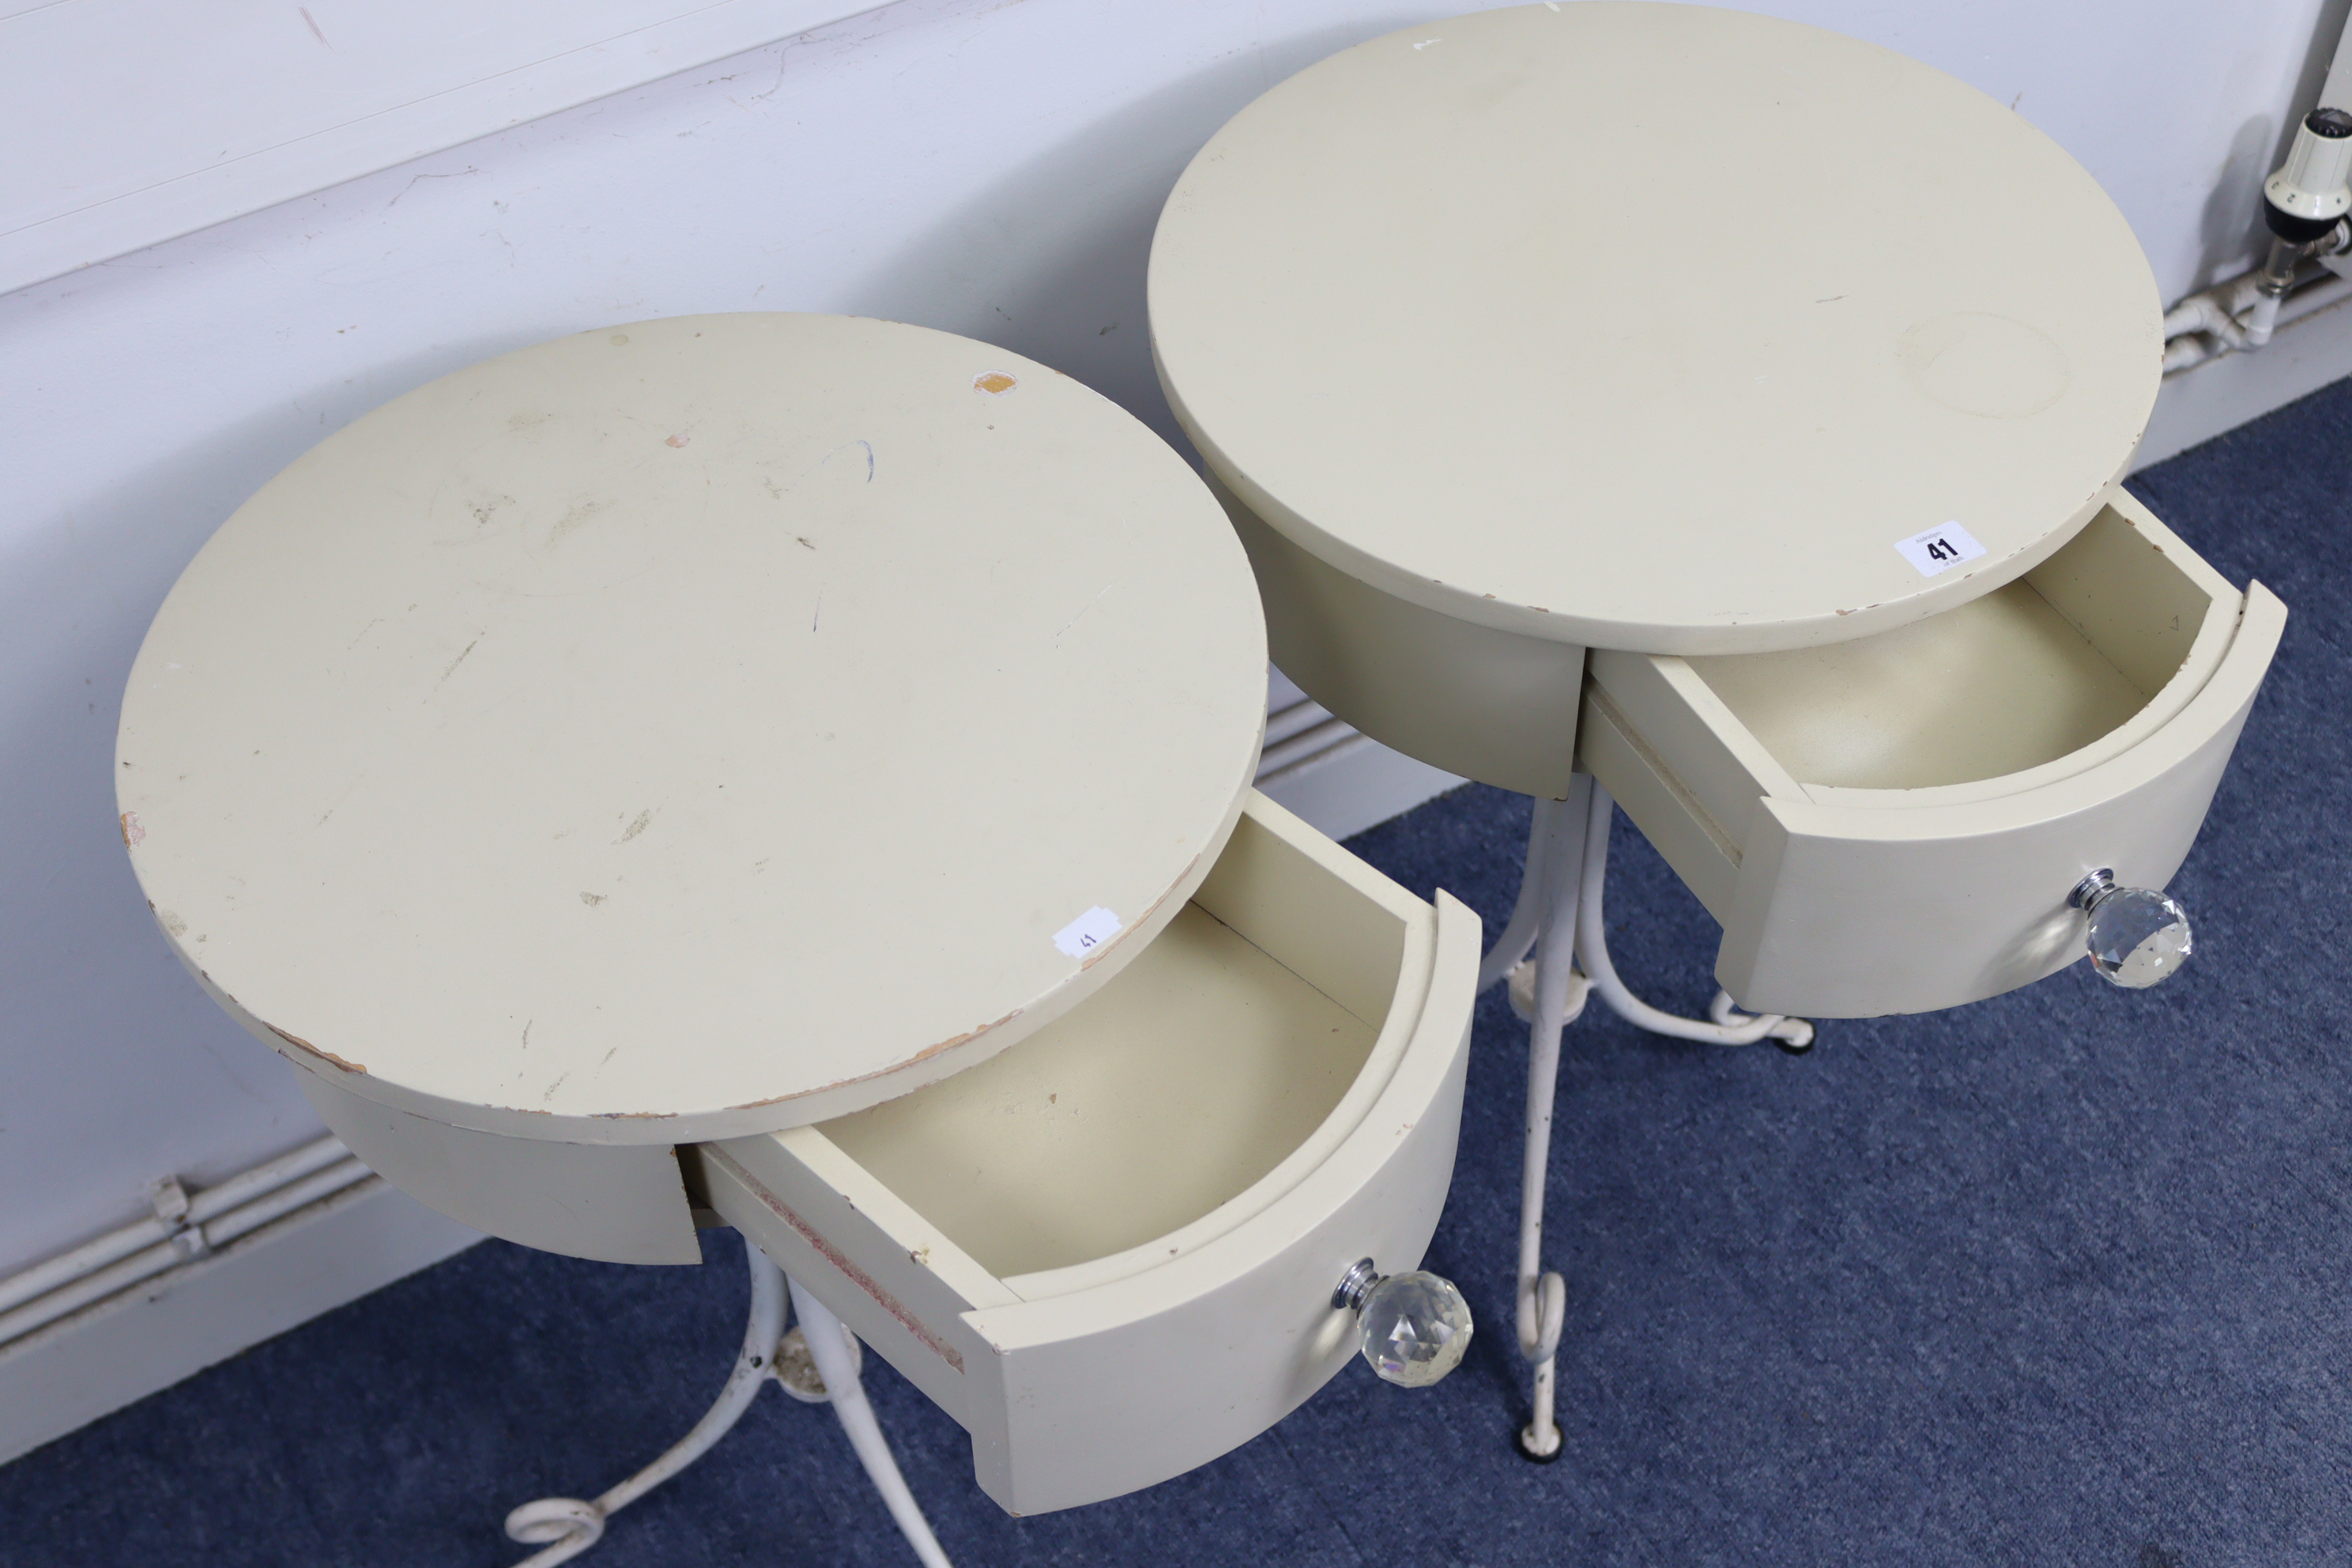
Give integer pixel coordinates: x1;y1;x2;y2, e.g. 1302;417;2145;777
1502;785;1814;1051
1478;796;1559;993
787;1280;955;1568
1513;777;1588;1461
503;1246;956;1568
506;1245;789;1566
1497;775;1816;1465
1574;784;1815;1052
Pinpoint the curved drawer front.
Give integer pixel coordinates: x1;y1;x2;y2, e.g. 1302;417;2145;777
699;791;1480;1514
1581;494;2285;1016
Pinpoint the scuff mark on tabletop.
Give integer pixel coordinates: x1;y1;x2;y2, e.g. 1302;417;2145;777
616;810;653;844
427;637;481;700
545;499;606;546
270;1024;366;1075
317;773;366;828
1054;582;1117;644
819;439;875;481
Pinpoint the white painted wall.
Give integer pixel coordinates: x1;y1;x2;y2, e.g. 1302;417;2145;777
0;1;890;294
1;0;2340;1277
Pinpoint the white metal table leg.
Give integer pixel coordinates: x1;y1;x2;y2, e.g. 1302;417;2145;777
503;1244;955;1567
1477;795;1556;992
1574;783;1814;1052
1491;786;1814;1053
1486;775;1818;1465
786;1278;956;1568
1513;776;1589;1462
505;1245;789;1566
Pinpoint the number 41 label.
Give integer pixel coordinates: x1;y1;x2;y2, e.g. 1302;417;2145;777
1894;521;1987;578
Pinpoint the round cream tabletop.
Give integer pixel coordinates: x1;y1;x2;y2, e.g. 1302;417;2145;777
119;314;1267;1143
1148;2;2163;655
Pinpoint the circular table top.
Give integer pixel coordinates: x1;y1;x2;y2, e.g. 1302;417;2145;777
119;314;1267;1143
1149;2;2163;656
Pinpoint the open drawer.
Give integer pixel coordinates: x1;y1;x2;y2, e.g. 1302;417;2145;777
693;790;1478;1516
1579;490;2285;1017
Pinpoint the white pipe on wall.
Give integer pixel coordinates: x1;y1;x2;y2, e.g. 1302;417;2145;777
1262;695;1336;749
198;1158;376;1250
0;1206;177;1319
0;1137;371;1348
1258;714;1359;776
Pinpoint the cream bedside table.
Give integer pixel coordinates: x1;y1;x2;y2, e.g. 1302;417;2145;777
1148;2;2286;1461
116;313;1484;1557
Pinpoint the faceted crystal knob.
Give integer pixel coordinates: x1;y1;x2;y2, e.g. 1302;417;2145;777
2070;869;2193;989
1332;1258;1472;1388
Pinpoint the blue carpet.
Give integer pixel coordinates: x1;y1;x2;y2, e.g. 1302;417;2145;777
6;381;2348;1567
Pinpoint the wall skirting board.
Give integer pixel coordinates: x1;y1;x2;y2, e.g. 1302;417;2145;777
0;1176;478;1466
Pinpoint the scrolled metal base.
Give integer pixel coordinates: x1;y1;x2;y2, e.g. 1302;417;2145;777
503;1242;951;1568
506;1498;605;1556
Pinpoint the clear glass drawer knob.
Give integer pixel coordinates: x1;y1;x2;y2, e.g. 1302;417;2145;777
2071;869;2193;989
1333;1258;1472;1388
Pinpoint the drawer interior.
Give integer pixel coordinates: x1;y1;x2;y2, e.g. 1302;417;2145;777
814;802;1412;1282
1682;505;2218;790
